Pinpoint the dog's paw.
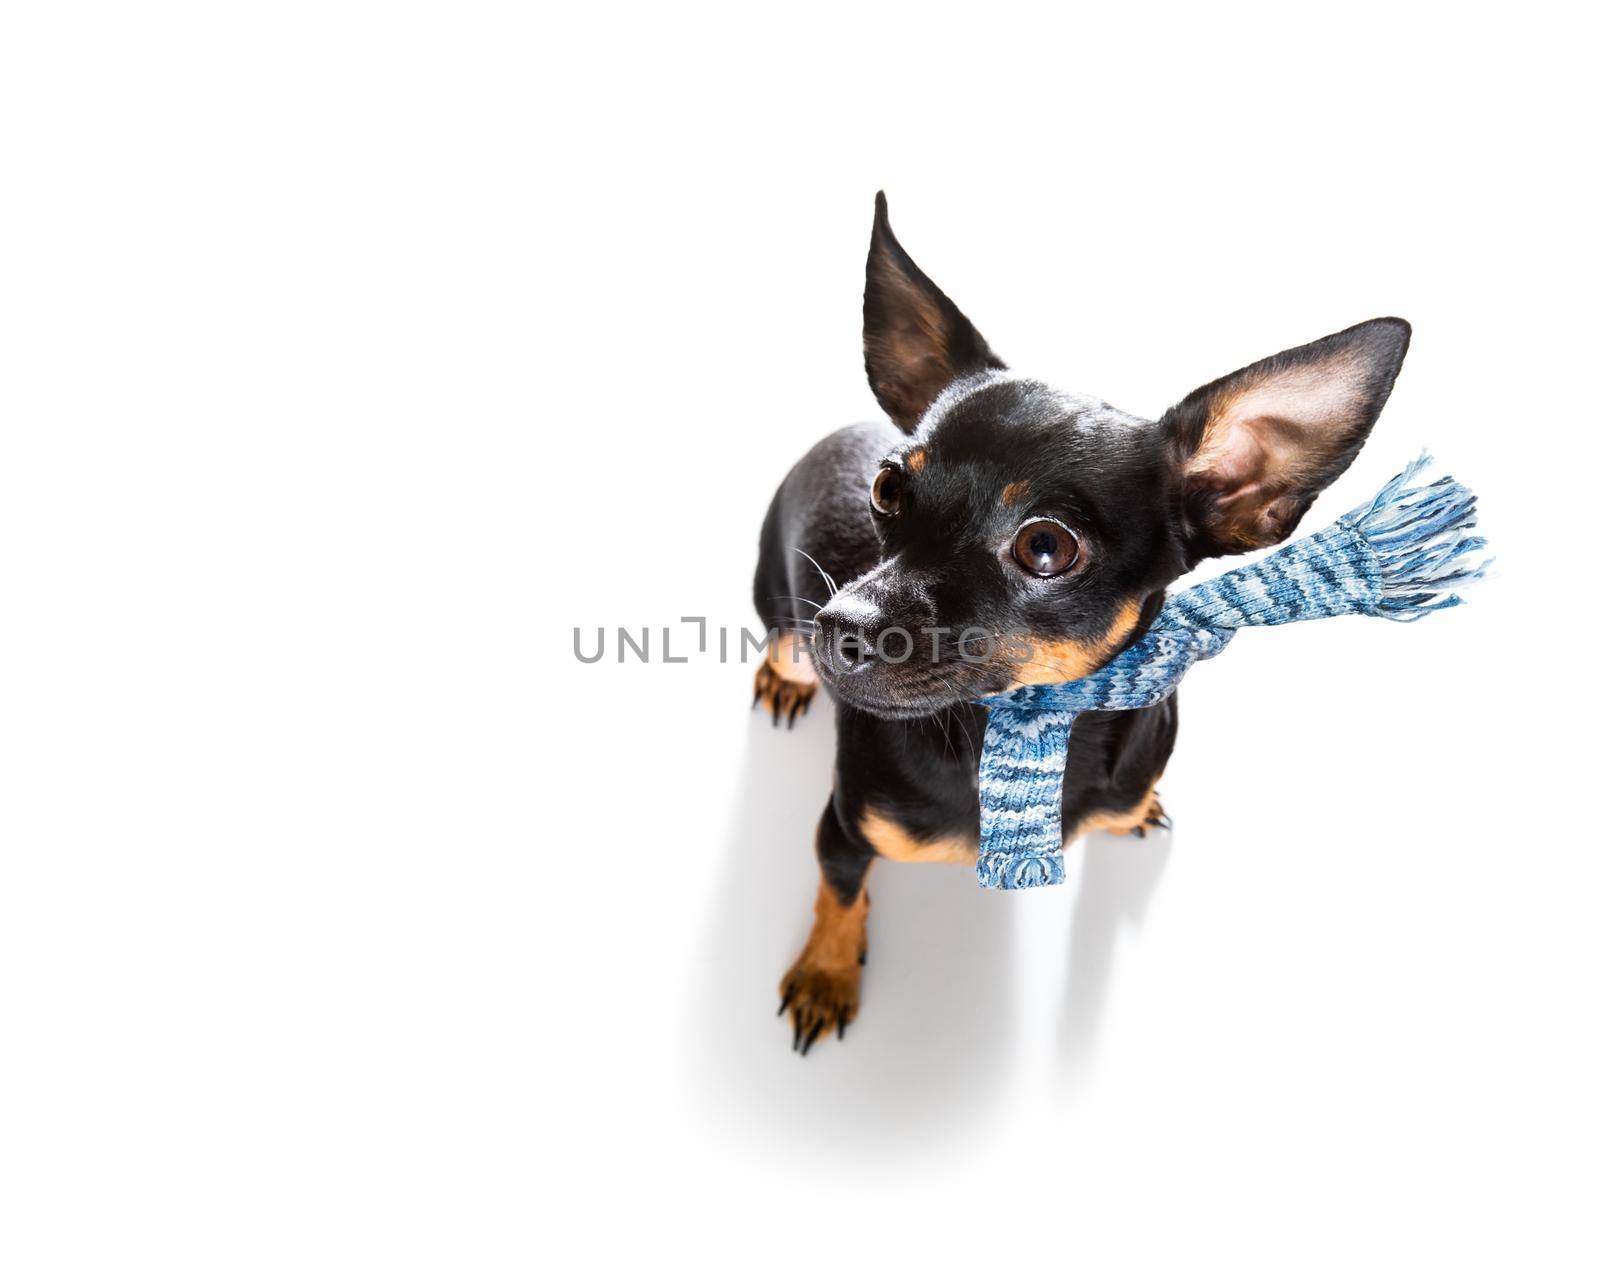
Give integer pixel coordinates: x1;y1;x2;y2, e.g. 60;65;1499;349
778;958;861;1055
1127;793;1171;839
752;656;817;728
1082;789;1172;840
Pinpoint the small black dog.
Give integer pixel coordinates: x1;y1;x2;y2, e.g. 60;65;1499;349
753;194;1409;1053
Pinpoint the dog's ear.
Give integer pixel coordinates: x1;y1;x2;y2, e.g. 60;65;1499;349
863;192;1004;432
1163;318;1411;559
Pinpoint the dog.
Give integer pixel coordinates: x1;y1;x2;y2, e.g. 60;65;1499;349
752;194;1409;1053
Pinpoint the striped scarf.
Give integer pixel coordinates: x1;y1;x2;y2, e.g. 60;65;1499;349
974;455;1489;890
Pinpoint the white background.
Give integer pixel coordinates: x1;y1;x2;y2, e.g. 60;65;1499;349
3;3;1597;1276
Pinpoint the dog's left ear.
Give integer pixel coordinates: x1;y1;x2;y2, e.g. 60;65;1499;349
864;192;1005;431
1164;317;1411;559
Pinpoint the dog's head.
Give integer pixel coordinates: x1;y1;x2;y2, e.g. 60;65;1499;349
812;194;1411;719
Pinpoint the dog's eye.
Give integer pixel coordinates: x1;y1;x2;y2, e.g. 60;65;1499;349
870;466;904;516
1012;520;1080;576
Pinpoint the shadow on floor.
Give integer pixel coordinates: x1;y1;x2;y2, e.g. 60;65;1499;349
692;707;1172;1153
1058;829;1172;1079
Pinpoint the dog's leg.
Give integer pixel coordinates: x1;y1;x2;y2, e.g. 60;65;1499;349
779;802;871;1053
751;632;819;727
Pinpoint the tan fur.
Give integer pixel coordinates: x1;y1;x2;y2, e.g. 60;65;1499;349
798;882;868;969
1006;597;1142;688
859;807;977;866
1188;354;1367;550
1000;479;1030;506
905;447;928;474
766;633;817;685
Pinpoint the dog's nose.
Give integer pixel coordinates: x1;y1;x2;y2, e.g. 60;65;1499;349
814;601;880;676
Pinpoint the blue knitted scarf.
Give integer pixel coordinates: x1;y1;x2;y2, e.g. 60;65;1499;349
974;455;1489;890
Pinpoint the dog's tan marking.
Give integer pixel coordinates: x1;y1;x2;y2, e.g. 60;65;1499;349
905;447;928;474
1000;480;1030;506
780;877;869;1051
859;807;977;866
1006;598;1143;688
767;633;817;685
798;881;868;969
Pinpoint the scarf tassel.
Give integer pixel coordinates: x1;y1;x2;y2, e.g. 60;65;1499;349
1346;452;1493;622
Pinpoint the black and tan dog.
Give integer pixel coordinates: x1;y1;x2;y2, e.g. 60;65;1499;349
753;194;1410;1052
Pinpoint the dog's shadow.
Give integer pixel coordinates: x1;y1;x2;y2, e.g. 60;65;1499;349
692;708;1170;1150
1059;830;1171;1077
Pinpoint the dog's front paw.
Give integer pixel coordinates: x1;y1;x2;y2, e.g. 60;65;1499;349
1128;793;1171;839
752;654;817;728
1078;789;1172;840
778;958;861;1055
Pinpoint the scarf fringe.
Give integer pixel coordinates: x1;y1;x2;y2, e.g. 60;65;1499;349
1345;451;1493;621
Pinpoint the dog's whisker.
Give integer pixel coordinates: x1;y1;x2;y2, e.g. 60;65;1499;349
767;594;828;614
791;547;839;598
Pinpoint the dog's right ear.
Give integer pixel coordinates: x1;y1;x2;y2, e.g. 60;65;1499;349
863;193;1004;432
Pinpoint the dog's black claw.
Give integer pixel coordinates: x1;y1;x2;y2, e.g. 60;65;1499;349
1135;826;1146;839
837;1009;848;1040
802;1021;823;1054
792;1017;803;1052
778;988;792;1016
